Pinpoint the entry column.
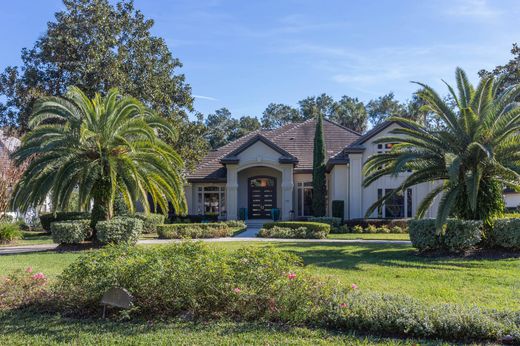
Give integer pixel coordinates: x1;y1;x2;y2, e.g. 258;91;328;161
281;164;294;220
226;164;238;220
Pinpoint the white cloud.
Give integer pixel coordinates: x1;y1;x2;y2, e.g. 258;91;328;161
193;95;218;101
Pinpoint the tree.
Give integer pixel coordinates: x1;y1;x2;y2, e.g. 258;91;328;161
205;108;236;149
11;87;186;234
330;96;368;133
363;68;520;229
480;43;520;93
0;0;204;169
312;113;327;217
261;103;301;129
231;116;261;141
0;144;26;217
366;92;405;126
299;94;336;120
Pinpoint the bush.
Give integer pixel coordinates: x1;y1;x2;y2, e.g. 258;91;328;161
408;219;440;251
50;220;91;244
365;224;377;233
390;225;405;234
262;222;330;235
308;217;342;228
409;219;482;252
352;225;363;233
443;219;483;252
376;225;391;233
331;200;344;220
157;223;231;239
0;268;49;309
344;219;409;230
0;222;22;244
492;218;520;249
55;243;316;320
258;226;327;239
171;214;219;223
224;220;247;229
135;213;165;234
39;212;91;232
96;217;143;244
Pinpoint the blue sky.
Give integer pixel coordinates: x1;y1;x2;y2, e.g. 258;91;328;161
1;0;519;119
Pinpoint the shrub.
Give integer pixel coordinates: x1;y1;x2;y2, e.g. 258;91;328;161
335;225;350;234
492;218;520;249
224;220;247;229
39;212;91;232
308;217;342;228
408;219;440;251
135;213;165;234
171;214;219;223
331;200;344;220
409;219;482;252
390;225;405;234
377;225;391;233
0;222;22;244
352;225;363;234
96;217;143;244
157;223;231;239
262;222;330;235
50;220;91;244
443;219;483;252
0;268;49;309
344;219;409;230
258;226;327;239
365;224;377;233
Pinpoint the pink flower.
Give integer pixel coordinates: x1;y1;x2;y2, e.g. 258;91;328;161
287;272;297;280
32;273;46;280
233;287;241;293
340;303;348;308
351;283;358;290
26;267;33;273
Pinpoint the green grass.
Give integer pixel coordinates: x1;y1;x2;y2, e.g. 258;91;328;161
1;241;519;311
0;310;445;345
0;231;53;247
327;233;409;240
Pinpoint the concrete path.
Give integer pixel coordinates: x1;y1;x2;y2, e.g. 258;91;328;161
0;237;411;255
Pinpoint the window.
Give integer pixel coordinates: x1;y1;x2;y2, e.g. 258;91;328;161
297;182;313;217
376;188;412;218
197;186;226;216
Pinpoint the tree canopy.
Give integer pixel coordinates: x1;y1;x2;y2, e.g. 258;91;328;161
205;108;260;149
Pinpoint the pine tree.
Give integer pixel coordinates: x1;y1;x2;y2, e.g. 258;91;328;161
312;112;327;216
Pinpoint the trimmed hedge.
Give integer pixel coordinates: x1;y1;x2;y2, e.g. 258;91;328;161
258;226;327;239
135;212;166;234
171;214;219;223
50;220;91;244
409;219;483;252
492;218;520;249
307;217;342;228
157;223;232;239
40;212;91;232
331;200;344;220
262;221;331;235
343;218;408;230
96;217;143;244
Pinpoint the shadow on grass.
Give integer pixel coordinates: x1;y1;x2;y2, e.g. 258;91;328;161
269;242;509;272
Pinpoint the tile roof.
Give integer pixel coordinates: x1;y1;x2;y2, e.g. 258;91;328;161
187;118;361;182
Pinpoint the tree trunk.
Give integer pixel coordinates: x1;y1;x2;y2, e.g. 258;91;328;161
90;177;112;240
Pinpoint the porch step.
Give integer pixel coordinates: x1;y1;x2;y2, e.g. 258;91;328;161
245;219;271;229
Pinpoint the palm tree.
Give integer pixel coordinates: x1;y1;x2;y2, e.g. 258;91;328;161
11;87;187;232
363;68;520;229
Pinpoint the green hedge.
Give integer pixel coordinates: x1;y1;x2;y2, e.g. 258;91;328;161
51;220;91;244
492;218;520;249
258;226;327;239
331;200;344;220
262;221;331;235
307;217;342;228
135;212;166;234
40;212;91;232
157;223;232;239
96;217;143;244
409;219;483;252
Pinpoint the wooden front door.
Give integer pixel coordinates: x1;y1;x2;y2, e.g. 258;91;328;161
248;176;276;219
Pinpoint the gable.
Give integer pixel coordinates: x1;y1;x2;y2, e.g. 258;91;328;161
236;140;285;162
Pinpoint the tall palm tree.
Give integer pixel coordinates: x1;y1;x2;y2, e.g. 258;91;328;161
11;87;187;231
363;68;520;229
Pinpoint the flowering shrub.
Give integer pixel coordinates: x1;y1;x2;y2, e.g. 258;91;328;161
0;222;22;244
0;268;48;309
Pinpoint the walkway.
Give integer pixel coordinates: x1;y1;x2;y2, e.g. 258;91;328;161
0;237;411;255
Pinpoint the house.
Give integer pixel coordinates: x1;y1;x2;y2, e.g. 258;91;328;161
185;119;519;220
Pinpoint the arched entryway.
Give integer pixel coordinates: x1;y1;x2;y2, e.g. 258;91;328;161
248;176;277;219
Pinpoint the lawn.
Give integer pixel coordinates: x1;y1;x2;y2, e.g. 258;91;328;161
0;310;437;346
327;233;409;240
0;231;53;247
1;241;519;310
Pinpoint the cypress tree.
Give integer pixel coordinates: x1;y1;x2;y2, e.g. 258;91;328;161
312;112;327;216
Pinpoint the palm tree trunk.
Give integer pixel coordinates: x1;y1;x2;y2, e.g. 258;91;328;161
90;178;112;240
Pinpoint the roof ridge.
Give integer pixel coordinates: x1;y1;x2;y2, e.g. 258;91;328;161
270;118;312;141
323;118;362;136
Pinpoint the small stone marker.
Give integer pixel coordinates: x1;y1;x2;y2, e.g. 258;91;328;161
100;287;134;318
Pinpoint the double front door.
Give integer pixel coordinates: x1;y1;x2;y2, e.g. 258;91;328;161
248;176;276;219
